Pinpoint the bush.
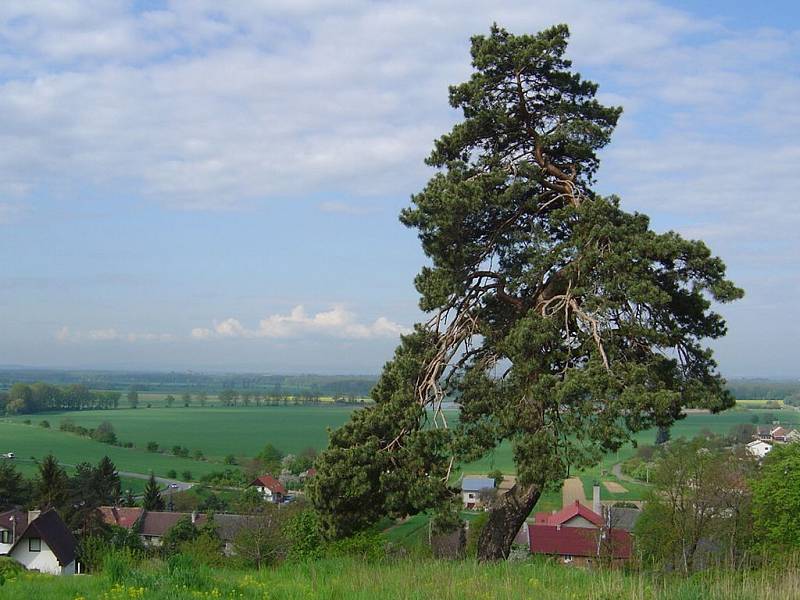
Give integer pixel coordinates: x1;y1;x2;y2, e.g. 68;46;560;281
181;470;192;481
38;419;50;428
167;469;177;479
224;454;238;465
146;441;159;452
285;509;325;562
327;530;386;562
465;512;489;557
92;421;117;445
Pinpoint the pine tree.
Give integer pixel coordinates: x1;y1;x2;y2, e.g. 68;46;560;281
0;461;28;508
96;456;121;504
142;473;165;511
309;24;742;560
35;453;68;511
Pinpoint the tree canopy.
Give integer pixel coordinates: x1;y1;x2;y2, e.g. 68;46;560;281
309;24;741;560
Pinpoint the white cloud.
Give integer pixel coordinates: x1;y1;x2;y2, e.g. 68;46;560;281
193;305;410;340
1;0;778;210
56;326;175;343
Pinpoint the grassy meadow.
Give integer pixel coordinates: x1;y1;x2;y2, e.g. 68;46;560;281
1;555;799;599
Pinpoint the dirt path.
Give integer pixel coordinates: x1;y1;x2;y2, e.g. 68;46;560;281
612;462;647;485
562;477;591;509
603;481;628;493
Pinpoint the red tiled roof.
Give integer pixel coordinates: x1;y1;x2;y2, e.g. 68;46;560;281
249;474;287;494
98;507;144;529
528;524;632;559
771;427;788;437
533;500;604;528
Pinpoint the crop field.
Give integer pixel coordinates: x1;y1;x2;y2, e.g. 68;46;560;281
0;419;224;479
2;404;794;495
5;405;357;461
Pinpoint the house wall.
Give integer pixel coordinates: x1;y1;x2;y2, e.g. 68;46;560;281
0;528;12;554
562;515;597;529
256;486;275;501
10;539;71;575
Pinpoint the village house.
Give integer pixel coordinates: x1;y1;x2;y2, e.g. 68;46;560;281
249;473;287;503
0;509;77;575
746;439;773;459
98;507;252;555
526;500;634;566
460;476;496;509
754;425;800;445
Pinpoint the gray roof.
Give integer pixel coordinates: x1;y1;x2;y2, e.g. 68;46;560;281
461;477;496;492
609;507;641;532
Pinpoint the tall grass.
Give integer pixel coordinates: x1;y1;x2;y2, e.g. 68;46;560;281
1;555;799;599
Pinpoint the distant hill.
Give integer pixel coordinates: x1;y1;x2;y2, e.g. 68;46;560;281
0;367;377;398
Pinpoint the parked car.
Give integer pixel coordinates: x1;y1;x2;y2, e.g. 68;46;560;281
1;452;15;459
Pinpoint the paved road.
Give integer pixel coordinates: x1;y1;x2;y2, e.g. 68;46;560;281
117;470;194;494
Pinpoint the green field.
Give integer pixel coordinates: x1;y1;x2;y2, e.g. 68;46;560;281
2;405;794;493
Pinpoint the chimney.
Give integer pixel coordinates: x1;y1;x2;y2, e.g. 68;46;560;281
28;510;41;524
592;482;601;515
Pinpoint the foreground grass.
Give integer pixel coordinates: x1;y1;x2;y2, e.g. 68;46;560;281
2;556;799;600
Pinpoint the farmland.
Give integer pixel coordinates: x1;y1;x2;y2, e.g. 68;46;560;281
2;403;794;500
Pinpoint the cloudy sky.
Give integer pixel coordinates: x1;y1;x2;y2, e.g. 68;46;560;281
0;1;797;376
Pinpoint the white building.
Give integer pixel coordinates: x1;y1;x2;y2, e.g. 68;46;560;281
249;473;287;503
461;476;496;509
746;439;773;459
0;509;77;575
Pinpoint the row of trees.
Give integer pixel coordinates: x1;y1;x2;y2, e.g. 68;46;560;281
0;383;121;414
0;454;123;536
217;390;364;407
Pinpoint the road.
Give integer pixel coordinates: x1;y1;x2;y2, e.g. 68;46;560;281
117;470;194;494
14;457;193;494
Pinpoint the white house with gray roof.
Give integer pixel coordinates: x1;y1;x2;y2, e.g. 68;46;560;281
461;476;496;509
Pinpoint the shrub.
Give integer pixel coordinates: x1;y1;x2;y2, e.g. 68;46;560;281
146;441;159;453
327;530;386;562
167;469;177;479
38;419;50;428
92;421;117;445
224;454;237;465
181;470;192;481
285;509;325;562
466;512;489;557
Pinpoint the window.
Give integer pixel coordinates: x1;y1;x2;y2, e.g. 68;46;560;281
0;530;10;544
29;537;41;552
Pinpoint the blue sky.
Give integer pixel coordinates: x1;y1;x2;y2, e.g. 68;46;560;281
0;1;797;376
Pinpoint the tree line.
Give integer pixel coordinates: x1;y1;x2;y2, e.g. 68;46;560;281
0;382;120;414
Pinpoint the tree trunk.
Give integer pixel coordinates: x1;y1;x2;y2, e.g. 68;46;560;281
476;481;542;561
